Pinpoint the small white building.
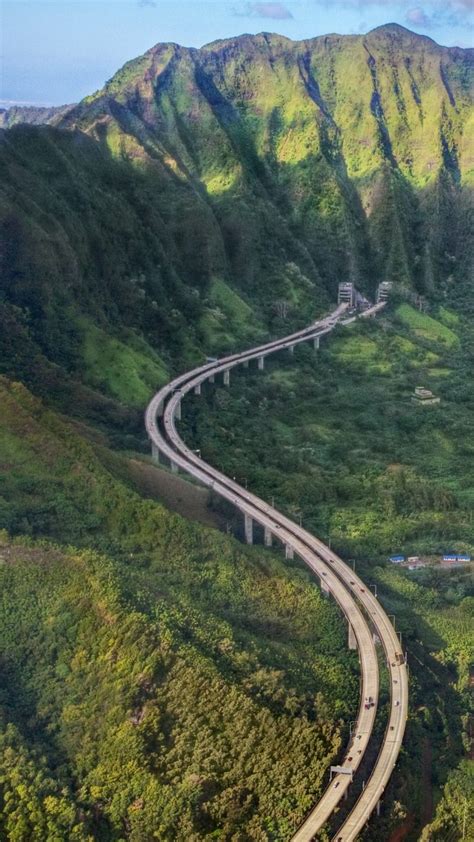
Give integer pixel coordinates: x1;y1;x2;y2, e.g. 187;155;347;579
412;386;440;406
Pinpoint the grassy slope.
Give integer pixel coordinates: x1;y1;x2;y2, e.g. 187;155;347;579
80;318;169;407
199;278;266;351
0;375;358;840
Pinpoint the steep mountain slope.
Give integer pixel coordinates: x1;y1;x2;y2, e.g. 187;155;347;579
64;24;473;294
0;26;472;423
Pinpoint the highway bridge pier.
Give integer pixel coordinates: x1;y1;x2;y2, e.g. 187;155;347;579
244;513;253;544
144;300;407;842
258;355;265;370
223;369;230;386
264;526;272;547
348;623;357;650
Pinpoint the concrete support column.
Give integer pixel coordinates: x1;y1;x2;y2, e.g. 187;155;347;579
314;335;320;350
258;356;265;370
223;369;230;387
264;527;272;547
209;373;215;383
320;578;330;596
243;360;249;369
157;399;164;417
376;800;381;817
151;442;160;464
285;544;294;560
348;623;357;650
289;344;295;355
175;400;181;420
171;461;179;474
244;514;253;545
194;383;202;396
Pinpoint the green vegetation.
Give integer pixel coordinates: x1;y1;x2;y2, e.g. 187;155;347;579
186;306;472;560
396;304;459;347
199;278;265;351
361;559;473;841
420;761;474;841
0;23;472;841
185;301;474;839
0;377;358;839
81;319;169;407
332;334;392;374
1;26;473;426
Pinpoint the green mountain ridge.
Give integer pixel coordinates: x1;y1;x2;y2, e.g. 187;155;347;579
1;25;472;419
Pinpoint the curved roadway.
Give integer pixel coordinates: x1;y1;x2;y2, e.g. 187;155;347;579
145;305;408;841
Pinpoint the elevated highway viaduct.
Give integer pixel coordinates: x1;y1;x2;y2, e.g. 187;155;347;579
145;303;408;841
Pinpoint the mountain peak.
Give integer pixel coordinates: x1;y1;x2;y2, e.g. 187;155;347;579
370;22;418;34
367;22;438;45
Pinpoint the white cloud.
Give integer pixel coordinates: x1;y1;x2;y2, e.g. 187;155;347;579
315;0;473;29
233;2;294;19
406;7;432;27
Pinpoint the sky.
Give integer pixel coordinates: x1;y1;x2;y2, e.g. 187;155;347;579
1;0;473;107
